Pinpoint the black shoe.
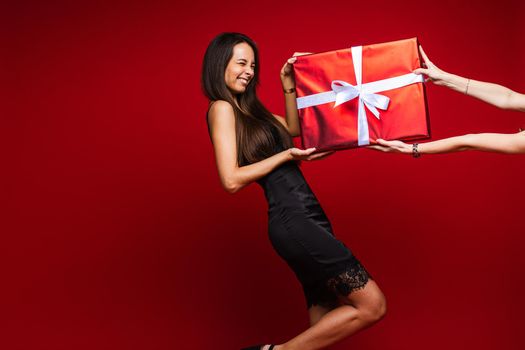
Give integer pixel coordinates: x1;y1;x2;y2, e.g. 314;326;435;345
240;345;275;350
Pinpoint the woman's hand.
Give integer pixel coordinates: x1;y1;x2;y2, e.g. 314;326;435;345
413;45;450;86
280;52;311;89
305;150;336;161
288;147;336;161
367;139;412;154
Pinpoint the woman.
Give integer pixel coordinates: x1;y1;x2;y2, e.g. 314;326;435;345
202;32;386;350
370;46;525;156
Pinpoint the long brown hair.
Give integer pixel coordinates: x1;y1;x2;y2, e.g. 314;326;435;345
201;32;294;166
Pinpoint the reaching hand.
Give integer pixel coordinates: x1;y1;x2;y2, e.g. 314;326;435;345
413;45;449;86
367;139;412;154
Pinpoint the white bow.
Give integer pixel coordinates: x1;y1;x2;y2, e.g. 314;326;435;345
331;79;390;119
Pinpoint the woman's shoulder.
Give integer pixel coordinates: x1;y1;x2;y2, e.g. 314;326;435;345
207;100;235;122
208;100;234;114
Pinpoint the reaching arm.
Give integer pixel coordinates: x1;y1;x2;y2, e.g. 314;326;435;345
419;132;525;154
369;132;525;155
414;46;525;112
207;100;320;193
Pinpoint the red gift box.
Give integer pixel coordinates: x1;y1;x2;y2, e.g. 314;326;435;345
293;37;430;151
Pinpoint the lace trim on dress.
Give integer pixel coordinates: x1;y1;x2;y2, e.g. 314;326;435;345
326;262;371;296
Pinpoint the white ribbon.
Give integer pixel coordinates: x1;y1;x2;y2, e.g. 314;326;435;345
296;46;424;145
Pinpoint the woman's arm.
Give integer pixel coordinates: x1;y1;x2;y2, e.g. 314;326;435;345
208;100;320;193
415;46;525;112
369;132;525;155
278;53;311;137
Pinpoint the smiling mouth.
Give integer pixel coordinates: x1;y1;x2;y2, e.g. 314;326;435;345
238;77;250;84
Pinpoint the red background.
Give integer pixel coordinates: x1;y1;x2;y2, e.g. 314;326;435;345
4;1;525;349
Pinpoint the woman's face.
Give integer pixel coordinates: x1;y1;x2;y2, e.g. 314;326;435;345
224;42;255;95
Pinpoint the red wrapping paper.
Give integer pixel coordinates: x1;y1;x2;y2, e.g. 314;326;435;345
293;37;430;151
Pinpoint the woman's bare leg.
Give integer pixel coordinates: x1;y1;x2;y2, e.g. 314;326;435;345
308;304;337;326
273;279;386;350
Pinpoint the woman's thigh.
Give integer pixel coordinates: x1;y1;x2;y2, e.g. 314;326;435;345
337;279;386;311
308;303;337;326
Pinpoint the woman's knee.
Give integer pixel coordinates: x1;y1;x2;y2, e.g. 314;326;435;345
361;292;387;324
340;280;387;324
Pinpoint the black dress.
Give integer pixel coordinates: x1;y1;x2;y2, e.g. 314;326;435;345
256;123;371;309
